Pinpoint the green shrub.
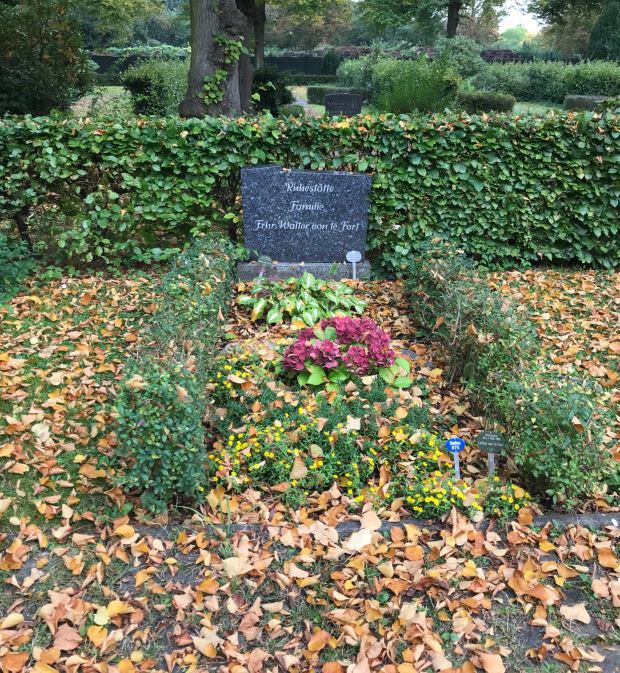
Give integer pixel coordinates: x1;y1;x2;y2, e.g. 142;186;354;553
322;49;341;75
278;103;306;117
596;96;620;112
437;36;485;78
1;113;619;271
123;57;188;115
252;67;294;114
306;85;366;105
473;61;620;103
405;242;614;507
0;234;36;299
337;55;376;90
374;56;458;113
113;236;236;510
456;90;515;113
0;0;93;115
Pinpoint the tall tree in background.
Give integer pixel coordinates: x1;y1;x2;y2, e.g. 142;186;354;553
587;1;620;60
528;0;604;54
0;0;92;115
179;0;247;117
359;0;504;39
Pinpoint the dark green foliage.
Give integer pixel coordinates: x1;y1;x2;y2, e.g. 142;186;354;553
306;86;366;105
252;67;294;114
0;234;36;300
113;236;236;510
0;0;93;115
285;74;338;85
1;113;619;271
587;2;620;61
322;49;341;75
456;90;516;113
472;60;620;103
405;242;614;506
123;57;188;115
437;36;485;78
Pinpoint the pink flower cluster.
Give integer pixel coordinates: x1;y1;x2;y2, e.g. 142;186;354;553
283;316;395;376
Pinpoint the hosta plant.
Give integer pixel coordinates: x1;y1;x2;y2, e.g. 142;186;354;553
282;316;412;390
237;272;366;325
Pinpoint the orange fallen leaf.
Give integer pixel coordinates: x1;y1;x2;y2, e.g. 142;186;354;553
559;603;591;624
307;629;331;652
479;652;505;673
53;624;82;651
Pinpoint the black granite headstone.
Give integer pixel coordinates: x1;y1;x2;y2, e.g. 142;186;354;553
324;93;364;117
241;166;371;265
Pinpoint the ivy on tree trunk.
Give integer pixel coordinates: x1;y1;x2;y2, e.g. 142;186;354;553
179;0;246;118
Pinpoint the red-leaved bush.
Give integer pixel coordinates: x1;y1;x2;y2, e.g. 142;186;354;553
283;316;395;376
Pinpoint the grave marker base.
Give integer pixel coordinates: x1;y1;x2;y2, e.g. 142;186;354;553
237;260;371;281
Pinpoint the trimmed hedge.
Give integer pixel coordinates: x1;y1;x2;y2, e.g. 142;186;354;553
456;90;515;113
113;236;235;510
306;85;366;105
1;112;619;272
285;74;337;86
472;61;620;104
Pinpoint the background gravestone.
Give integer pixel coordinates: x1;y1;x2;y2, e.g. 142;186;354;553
239;165;372;279
324;93;364;117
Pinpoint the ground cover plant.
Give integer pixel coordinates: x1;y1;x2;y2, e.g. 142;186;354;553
1;256;619;672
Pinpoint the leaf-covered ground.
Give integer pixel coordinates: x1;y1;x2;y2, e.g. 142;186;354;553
1;269;619;673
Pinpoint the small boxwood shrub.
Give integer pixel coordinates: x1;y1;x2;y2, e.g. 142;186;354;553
307;85;366;105
123;57;188;115
456;90;515;113
278;103;306;117
252;67;294;114
113;236;236;510
406;241;615;507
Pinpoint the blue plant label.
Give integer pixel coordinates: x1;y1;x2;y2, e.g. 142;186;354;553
445;437;465;454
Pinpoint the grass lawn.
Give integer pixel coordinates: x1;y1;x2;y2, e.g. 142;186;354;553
1;266;619;672
513;101;559;115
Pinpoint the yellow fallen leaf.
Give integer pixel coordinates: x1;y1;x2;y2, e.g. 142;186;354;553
560;603;591;624
114;524;135;539
222;556;251;578
0;613;24;629
106;599;134;618
342;528;372;552
87;625;108;647
307;629;331;652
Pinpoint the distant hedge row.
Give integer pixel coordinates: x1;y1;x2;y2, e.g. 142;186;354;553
1;112;619;272
473;61;620;103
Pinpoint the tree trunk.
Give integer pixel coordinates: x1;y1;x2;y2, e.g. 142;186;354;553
179;0;245;118
254;1;266;69
236;0;255;111
446;0;463;37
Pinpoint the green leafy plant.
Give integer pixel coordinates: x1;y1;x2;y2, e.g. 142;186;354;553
252;67;294;114
405;241;614;508
237;272;365;325
0;233;36;300
112;236;236;511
